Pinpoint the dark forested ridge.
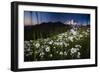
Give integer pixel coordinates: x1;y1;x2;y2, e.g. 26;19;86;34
24;22;72;40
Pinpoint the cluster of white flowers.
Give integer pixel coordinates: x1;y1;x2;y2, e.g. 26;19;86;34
70;29;77;35
64;51;67;56
39;52;45;56
68;36;74;42
70;48;79;54
70;47;81;58
24;41;33;57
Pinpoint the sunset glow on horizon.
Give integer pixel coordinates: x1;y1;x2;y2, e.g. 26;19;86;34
24;11;90;26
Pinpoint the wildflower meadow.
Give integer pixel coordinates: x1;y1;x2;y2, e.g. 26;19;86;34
24;26;90;61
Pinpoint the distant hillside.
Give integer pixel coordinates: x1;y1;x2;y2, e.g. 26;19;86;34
24;22;90;40
24;22;71;40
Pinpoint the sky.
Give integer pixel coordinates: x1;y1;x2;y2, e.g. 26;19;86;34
24;11;90;26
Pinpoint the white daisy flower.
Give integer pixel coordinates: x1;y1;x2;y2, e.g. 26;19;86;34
64;51;67;55
59;51;63;55
35;43;40;48
54;46;56;48
50;54;53;57
45;46;50;52
68;36;74;42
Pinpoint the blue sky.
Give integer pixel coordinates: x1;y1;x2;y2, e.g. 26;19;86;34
24;11;90;26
